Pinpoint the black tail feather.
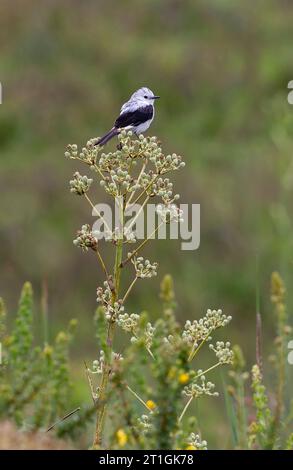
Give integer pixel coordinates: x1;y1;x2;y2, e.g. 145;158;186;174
95;128;119;146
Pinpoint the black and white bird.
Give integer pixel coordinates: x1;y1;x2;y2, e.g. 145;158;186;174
95;87;160;146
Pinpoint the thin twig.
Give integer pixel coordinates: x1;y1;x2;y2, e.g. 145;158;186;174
125;195;150;235
178;362;221;423
120;222;164;268
84;360;97;405
128;173;160;207
84;193;111;233
46;407;81;432
196;362;221;378
178;396;193;423
188;330;211;362
73;155;106;181
126;384;151;411
122;277;138;304
126;160;147;208
96;249;109;279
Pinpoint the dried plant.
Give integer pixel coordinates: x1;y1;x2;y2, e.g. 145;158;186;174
67;132;234;449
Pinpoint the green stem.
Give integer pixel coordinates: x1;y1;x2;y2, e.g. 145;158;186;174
126;384;150;411
188;331;211;362
122;277;138;304
178;362;221;424
93;199;124;449
120;221;164;268
178;395;194;423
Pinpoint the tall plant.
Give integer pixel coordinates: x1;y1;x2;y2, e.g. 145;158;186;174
66;132;234;449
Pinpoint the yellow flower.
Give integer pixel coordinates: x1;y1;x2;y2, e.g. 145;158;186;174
185;445;197;450
178;372;190;384
116;428;127;447
146;400;156;410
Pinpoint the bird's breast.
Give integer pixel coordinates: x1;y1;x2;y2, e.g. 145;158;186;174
135;119;153;135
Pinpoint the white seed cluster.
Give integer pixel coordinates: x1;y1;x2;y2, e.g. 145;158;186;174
65;143;78;159
209;341;234;364
96;281;112;305
104;226;123;243
70;172;93;195
96;282;124;321
100;168;132;197
132;256;158;279
152;152;185;174
68;131;185;199
91;350;105;374
104;227;137;244
65;142;99;168
156;203;183;223
182;309;232;348
117;312;140;333
137;170;156;194
67;132;186;250
123;228;137;244
73;224;98;251
117;313;155;352
90;351;122;377
144;322;155;350
151;177;178;204
137;414;152;434
183;375;219;398
187;433;208;450
105;303;124;321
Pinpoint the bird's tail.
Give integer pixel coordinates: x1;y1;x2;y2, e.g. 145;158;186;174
94;127;119;146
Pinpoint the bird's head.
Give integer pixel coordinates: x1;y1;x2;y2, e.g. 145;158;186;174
130;87;160;105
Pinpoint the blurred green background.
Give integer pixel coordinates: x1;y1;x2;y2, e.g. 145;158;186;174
1;0;293;447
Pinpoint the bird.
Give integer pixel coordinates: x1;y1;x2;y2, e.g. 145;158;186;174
95;87;160;146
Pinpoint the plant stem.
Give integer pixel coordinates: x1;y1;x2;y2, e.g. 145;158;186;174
125;195;150;235
178;395;193;423
178;362;221;424
126;384;150;411
188;331;211;362
196;362;221;378
120;221;164;268
93;199;124;448
84;193;111;233
128;174;158;207
84;360;97;404
126;160;147;208
122;277;138;304
96;249;109;279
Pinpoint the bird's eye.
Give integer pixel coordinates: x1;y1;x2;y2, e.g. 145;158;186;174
144;95;148;99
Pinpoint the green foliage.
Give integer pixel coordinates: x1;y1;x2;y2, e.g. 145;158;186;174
248;365;274;449
0;283;80;434
90;274;234;450
10;282;34;373
225;272;293;450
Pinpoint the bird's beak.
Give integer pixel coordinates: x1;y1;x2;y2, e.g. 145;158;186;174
153;96;160;100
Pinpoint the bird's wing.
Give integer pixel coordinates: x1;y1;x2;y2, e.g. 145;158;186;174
115;105;153;129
